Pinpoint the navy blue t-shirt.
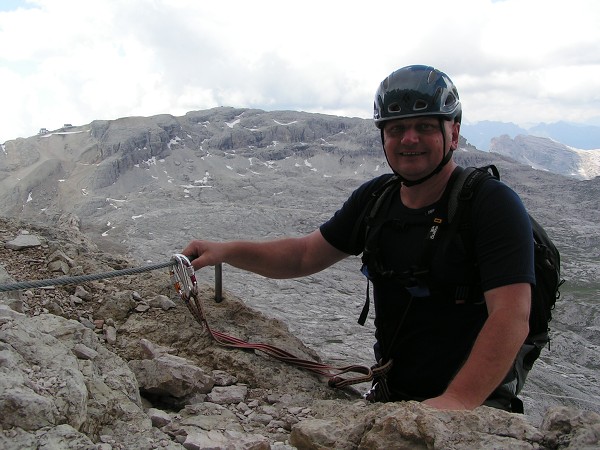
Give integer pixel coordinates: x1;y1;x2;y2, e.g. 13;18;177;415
320;170;535;399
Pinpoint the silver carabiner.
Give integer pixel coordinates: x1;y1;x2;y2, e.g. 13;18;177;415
170;254;199;302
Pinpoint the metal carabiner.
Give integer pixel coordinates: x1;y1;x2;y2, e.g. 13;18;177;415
170;254;199;302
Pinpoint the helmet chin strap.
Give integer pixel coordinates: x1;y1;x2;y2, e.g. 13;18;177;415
381;119;453;187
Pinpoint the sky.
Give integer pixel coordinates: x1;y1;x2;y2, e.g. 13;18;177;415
1;0;600;142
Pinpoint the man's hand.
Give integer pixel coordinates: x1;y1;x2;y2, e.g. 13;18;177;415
422;393;470;410
182;239;225;271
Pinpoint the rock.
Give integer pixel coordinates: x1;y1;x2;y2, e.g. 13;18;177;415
0;264;23;313
140;337;176;358
70;294;83;304
148;294;177;310
0;314;141;434
104;325;117;345
135;303;150;312
4;233;42;250
47;249;75;268
148;407;173;427
95;290;136;321
206;385;248;405
79;316;95;329
74;285;92;301
181;429;270;450
47;259;70;274
128;354;214;399
541;406;600;449
212;369;238;386
72;343;99;360
57;213;81;231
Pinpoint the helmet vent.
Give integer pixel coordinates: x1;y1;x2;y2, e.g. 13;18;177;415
444;93;457;107
387;103;401;113
413;99;429;111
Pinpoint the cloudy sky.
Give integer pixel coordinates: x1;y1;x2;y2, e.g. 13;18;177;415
1;0;599;142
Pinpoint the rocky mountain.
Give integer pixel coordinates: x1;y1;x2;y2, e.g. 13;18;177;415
461;120;529;151
528;121;600;150
0;107;599;447
489;134;600;179
461;120;600;151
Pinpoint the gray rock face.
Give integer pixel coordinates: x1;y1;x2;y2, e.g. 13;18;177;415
490;134;600;179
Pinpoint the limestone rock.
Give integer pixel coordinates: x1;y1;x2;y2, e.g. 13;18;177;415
128;353;214;399
4;233;42;250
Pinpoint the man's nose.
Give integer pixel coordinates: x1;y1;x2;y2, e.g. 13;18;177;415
400;127;419;144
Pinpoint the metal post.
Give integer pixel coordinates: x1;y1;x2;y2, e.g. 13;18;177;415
214;263;223;303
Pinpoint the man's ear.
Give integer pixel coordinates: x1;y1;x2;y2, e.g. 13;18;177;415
451;121;461;150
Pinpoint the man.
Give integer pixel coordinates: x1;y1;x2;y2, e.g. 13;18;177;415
182;65;535;412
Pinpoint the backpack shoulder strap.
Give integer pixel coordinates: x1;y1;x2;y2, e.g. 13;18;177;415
449;164;500;224
355;175;400;326
349;174;400;251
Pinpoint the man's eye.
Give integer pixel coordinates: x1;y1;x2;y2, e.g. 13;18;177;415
417;123;436;131
388;126;404;135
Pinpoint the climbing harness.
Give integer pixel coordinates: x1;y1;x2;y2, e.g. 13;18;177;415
0;253;380;391
169;254;379;390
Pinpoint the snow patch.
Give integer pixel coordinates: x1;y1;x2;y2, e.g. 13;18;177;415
40;130;85;138
167;136;182;149
273;119;297;126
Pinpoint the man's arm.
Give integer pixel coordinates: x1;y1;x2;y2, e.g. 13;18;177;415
182;229;348;278
423;282;531;410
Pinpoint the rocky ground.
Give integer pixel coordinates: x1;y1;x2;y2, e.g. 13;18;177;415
2;215;600;449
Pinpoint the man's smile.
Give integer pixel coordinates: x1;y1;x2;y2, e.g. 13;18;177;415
398;151;426;156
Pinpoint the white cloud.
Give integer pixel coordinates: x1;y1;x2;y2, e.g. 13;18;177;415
1;0;600;141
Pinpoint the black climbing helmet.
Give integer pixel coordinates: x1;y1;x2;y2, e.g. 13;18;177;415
373;65;462;129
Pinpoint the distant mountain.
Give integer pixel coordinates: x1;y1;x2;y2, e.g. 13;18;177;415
461;121;528;151
489;134;600;179
461;120;600;151
528;121;600;150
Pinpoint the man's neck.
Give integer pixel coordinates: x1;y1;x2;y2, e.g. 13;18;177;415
400;161;457;209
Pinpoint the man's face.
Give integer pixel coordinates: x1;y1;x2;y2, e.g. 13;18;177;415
382;116;459;181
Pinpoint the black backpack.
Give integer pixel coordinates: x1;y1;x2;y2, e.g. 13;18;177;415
356;165;564;375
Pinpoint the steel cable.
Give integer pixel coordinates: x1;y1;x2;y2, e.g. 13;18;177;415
0;260;174;292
